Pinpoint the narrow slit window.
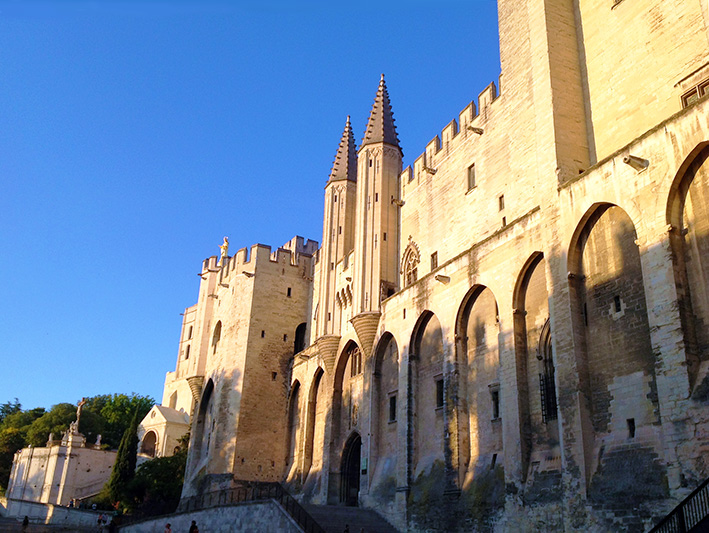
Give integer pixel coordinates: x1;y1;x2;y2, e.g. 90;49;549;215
435;378;444;409
388;395;397;422
627;418;636;439
491;389;500;420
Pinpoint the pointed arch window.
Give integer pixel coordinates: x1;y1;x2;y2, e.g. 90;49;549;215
401;240;421;287
212;321;222;354
537;318;557;422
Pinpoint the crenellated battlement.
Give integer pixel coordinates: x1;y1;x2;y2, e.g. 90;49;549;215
201;236;318;286
402;79;500;184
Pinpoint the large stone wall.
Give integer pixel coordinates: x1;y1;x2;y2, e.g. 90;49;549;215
119;501;300;533
162;0;709;531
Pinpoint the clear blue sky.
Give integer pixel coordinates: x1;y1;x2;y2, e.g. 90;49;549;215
0;1;500;411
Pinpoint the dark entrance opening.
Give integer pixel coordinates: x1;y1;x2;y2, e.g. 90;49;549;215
340;433;361;506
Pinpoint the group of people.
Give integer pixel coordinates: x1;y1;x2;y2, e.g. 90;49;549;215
164;520;199;533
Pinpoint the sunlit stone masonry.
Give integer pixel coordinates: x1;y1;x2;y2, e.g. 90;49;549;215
150;0;709;530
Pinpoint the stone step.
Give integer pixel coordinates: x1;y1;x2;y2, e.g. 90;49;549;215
304;505;399;533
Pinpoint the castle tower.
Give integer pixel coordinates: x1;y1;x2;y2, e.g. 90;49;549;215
352;75;402;314
317;116;358;337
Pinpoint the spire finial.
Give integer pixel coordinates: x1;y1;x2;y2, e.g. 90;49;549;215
328;115;358;183
361;75;401;152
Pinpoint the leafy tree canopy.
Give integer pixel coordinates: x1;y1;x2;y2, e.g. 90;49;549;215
0;399;21;424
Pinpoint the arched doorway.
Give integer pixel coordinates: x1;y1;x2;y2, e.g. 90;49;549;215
340;432;361;506
141;431;157;457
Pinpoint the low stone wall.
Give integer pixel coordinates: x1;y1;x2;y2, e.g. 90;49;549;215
119;500;302;533
3;499;105;529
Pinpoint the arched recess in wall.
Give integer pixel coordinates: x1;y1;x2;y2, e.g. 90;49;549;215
285;380;301;481
328;341;363;504
667;142;709;391
455;285;502;494
141;430;157;457
212;321;222;354
370;332;400;499
294;323;307;355
192;378;215;467
512;253;560;494
410;311;445;485
568;203;666;504
302;367;324;484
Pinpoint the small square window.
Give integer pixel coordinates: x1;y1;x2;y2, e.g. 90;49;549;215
467;163;476;190
435;378;444;409
388;394;397;422
681;79;709;108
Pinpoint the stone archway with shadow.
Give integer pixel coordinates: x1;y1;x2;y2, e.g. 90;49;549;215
340;431;362;506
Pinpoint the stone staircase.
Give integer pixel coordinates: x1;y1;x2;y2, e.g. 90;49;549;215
304;505;399;533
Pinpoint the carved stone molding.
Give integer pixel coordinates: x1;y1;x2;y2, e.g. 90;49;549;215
350;311;382;358
315;335;341;375
187;376;205;403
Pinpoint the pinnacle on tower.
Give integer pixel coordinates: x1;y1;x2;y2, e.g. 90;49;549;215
328;115;357;182
361;74;401;152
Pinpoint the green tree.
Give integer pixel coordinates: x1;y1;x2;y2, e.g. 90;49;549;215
0;408;45;431
25;403;75;447
129;436;189;516
0;428;27;493
0;406;45;493
0;399;21;424
107;409;140;508
85;394;153;448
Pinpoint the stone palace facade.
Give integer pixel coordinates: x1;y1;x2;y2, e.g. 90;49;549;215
151;0;709;530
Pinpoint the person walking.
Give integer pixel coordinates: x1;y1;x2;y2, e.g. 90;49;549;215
189;520;199;533
164;523;172;533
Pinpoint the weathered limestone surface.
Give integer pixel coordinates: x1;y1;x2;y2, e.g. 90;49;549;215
154;0;709;531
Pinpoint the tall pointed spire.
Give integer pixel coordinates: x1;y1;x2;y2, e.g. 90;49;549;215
361;74;401;152
329;115;358;182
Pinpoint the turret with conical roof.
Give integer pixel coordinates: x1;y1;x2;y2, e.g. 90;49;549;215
328;115;357;183
352;75;403;314
317;117;359;337
361;74;402;153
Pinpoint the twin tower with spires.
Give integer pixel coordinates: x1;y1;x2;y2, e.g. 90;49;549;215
169;75;406;503
317;74;403;338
